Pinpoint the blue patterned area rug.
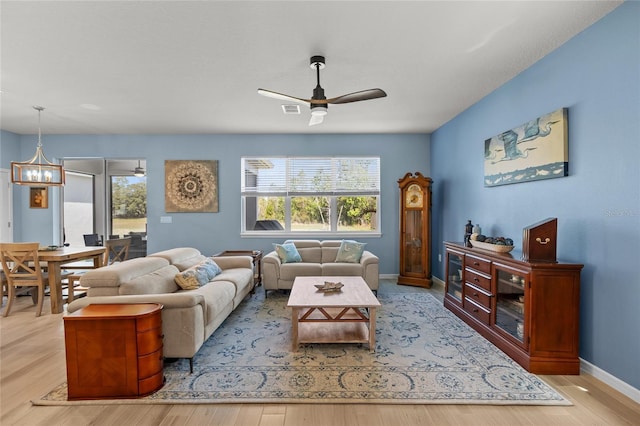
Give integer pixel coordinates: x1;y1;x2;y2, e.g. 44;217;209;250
35;290;570;405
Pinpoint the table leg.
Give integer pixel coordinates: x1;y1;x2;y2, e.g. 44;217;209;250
291;307;299;351
369;307;377;353
48;262;63;314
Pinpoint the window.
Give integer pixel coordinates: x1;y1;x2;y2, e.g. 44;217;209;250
242;157;380;235
110;176;147;237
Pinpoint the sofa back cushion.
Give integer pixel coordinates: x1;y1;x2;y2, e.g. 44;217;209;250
148;247;207;271
80;256;180;295
321;240;341;263
119;264;181;295
286;240;322;263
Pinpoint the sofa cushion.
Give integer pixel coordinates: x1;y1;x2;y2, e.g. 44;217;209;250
322;262;365;276
81;257;170;288
321;240;341;263
335;240;366;263
279;262;323;281
288;240;322;263
119;264;181;295
211;267;254;297
273;242;302;263
189;280;236;325
175;258;222;290
149;247;207;271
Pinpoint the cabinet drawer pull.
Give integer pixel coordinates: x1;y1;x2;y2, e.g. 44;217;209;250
473;262;480;266
474;278;479;282
473;308;479;313
473;292;479;297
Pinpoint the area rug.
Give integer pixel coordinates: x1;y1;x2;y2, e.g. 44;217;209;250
34;290;570;406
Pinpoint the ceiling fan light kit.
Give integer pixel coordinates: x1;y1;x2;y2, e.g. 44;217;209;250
258;55;387;126
133;160;146;177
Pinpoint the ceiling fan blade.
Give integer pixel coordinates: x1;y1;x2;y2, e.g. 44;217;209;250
326;88;387;104
257;89;310;105
309;114;324;126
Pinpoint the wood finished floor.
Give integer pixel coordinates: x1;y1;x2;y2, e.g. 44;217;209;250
1;282;639;426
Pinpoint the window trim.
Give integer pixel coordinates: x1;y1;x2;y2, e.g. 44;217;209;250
241;156;381;237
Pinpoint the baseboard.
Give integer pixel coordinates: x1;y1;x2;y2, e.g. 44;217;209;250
580;358;640;404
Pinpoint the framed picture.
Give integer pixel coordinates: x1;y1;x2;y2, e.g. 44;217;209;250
30;187;48;208
165;160;219;213
484;108;568;187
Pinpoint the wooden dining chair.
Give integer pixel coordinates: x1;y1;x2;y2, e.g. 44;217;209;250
104;237;131;265
83;234;103;247
0;242;49;317
65;238;131;298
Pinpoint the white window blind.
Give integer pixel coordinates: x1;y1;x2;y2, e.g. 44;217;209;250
242;157;380;196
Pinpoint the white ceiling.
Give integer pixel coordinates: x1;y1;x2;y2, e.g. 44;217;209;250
0;1;622;135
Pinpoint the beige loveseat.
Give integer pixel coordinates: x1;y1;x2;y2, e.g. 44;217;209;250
262;240;379;295
66;247;254;372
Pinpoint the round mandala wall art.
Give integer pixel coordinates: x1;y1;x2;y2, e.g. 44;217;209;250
165;160;219;212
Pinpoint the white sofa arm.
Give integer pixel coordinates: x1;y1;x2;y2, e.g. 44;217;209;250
67;292;206;313
211;255;253;270
262;251;282;290
360;251;379;291
360;250;378;267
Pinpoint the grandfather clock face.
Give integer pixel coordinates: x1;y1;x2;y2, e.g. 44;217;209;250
405;183;424;208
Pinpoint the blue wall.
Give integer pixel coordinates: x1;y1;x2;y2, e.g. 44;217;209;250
1;130;24;236
3;133;430;275
431;2;639;390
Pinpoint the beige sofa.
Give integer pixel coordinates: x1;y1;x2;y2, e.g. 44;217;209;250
66;247;254;372
262;240;379;295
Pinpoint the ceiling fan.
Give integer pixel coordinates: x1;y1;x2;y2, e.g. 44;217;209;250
258;56;387;126
132;160;145;177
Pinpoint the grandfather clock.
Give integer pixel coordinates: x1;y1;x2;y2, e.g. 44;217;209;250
398;172;432;288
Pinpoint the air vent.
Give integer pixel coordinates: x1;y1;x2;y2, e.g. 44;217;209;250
281;104;300;114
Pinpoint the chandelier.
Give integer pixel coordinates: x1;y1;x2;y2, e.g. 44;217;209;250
11;106;65;186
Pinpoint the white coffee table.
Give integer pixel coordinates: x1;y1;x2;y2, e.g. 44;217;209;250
287;276;381;352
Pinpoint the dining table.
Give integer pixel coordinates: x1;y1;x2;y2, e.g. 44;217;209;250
38;246;107;314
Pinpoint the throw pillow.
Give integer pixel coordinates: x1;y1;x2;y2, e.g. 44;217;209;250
201;258;222;279
175;258;222;290
273;242;302;263
335;240;366;263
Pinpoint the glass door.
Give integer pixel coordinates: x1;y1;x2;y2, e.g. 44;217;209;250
63;170;98;247
446;250;464;303
110;174;147;258
494;268;527;344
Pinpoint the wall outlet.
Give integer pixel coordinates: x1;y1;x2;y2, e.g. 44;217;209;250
438;254;442;262
160;216;172;224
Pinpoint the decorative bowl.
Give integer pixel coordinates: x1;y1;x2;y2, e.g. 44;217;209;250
314;281;344;292
470;240;514;253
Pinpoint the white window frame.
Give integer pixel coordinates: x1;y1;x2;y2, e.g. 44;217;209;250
241;156;381;237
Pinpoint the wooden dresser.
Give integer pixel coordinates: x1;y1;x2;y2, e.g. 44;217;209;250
443;242;583;375
64;303;164;400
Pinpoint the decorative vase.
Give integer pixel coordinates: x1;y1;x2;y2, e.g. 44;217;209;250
464;220;473;247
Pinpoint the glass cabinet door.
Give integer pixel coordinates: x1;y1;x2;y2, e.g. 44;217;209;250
495;268;526;343
446;251;464;302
